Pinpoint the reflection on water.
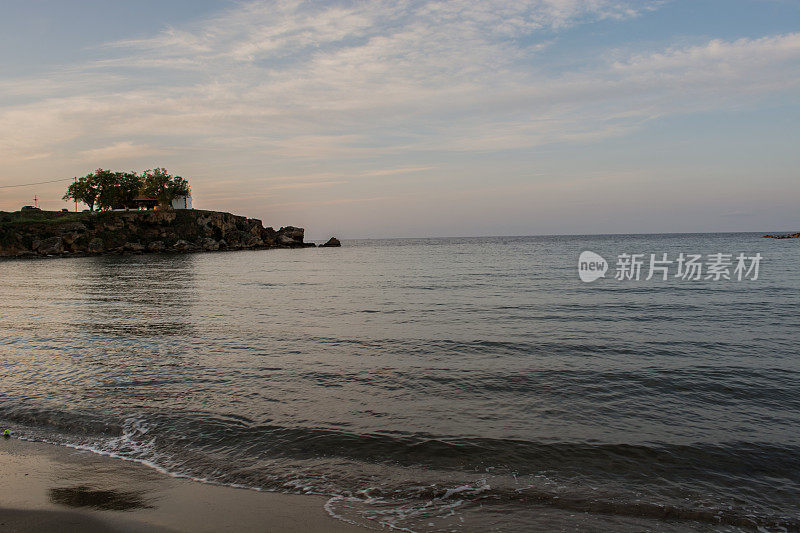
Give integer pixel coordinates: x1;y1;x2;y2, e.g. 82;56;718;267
0;253;197;338
49;485;151;511
71;254;198;337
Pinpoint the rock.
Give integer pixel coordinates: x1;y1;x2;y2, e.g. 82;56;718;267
59;222;86;233
278;234;295;246
248;219;263;236
38;236;64;255
87;237;104;253
763;233;800;239
201;237;219;251
321;237;341;247
0;209;313;258
261;227;278;246
61;232;80;246
124;242;145;252
244;234;263;247
280;226;305;241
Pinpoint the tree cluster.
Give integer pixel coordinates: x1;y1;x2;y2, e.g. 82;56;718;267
63;168;190;211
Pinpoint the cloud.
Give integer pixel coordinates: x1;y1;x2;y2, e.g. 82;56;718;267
0;1;798;169
77;141;155;161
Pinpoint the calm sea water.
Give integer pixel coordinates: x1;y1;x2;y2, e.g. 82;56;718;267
1;233;799;532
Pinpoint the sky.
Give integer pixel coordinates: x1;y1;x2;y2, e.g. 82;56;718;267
0;0;798;239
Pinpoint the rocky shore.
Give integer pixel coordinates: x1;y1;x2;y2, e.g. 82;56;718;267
0;209;323;258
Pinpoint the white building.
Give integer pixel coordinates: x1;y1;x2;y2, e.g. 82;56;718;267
172;195;193;210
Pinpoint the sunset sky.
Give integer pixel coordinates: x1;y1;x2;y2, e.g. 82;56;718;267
1;0;798;238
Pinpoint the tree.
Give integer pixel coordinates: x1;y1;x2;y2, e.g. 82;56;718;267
93;169;122;211
64;167;189;211
117;171;143;209
141;168;191;208
62;174;99;211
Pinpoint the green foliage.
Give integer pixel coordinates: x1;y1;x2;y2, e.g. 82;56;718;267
94;169;124;210
62;168;189;210
62;173;99;211
141;168;191;207
118;172;143;208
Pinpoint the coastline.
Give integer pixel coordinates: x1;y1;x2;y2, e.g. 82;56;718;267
0;209;321;259
0;437;365;532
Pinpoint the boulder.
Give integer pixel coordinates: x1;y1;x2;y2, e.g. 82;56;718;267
87;237;104;253
280;226;305;241
61;232;80;246
146;241;165;252
174;240;190;252
201;237;219;251
38;236;64;255
278;234;296;246
251;235;266;247
321;237;341;247
261;227;278;246
124;242;145;252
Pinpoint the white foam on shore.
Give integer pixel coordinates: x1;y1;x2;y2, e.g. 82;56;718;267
9;420;491;533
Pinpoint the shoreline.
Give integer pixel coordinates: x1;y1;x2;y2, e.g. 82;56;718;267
0;437;365;532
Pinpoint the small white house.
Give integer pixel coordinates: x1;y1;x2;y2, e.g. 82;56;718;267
172;195;193;210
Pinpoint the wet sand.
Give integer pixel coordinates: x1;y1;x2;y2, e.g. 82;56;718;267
0;438;365;532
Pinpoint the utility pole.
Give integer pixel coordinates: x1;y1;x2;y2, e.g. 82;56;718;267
34;195;38;208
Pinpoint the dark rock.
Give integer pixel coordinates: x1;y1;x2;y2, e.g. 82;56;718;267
87;237;104;253
278;234;296;246
38;236;64;255
280;226;305;241
201;237;219;251
146;241;165;252
763;233;800;239
61;232;80;246
321;237;341;247
0;209;313;259
261;227;278;245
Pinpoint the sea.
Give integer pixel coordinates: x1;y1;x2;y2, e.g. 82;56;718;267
1;233;798;532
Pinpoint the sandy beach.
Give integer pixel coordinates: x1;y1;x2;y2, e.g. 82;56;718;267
0;438;365;532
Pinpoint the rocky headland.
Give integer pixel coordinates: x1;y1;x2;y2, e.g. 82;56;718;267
0;209;325;258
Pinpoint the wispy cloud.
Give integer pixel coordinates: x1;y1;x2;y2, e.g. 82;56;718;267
77;141;156;161
1;0;799;232
2;0;797;168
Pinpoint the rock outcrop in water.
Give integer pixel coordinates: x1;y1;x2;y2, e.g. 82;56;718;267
321;237;341;247
0;209;318;258
762;232;800;239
